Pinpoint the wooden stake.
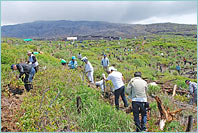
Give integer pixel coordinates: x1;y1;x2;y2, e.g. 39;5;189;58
77;96;82;114
172;85;177;97
186;115;193;132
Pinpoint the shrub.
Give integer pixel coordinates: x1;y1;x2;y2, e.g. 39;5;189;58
174;94;190;103
147;85;161;96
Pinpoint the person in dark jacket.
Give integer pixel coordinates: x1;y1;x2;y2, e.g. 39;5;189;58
27;52;39;72
11;63;35;92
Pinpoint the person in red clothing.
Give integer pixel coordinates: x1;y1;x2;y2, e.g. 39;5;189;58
183;57;187;65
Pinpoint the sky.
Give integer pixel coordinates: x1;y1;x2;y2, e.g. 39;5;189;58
1;1;197;26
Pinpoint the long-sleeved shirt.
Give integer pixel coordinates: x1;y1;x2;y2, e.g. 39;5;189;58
28;54;39;67
189;81;197;95
68;60;78;69
16;63;33;78
85;61;94;73
101;58;109;67
78;54;82;59
126;77;148;102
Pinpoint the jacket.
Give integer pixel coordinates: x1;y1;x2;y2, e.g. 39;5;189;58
126;77;148;99
68;60;78;69
101;58;109;67
16;63;33;78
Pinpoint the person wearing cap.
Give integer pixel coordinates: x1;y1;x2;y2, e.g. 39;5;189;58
11;63;35;92
185;80;197;105
81;57;94;83
103;66;128;110
126;72;148;132
101;54;109;71
68;56;78;69
27;51;39;73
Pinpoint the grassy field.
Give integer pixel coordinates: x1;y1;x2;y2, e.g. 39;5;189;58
1;35;197;132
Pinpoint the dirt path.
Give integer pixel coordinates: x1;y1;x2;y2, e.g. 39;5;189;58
1;87;26;132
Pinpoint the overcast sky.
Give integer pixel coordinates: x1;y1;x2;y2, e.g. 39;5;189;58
1;1;197;26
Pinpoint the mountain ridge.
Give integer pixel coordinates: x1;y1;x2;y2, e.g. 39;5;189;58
1;20;197;39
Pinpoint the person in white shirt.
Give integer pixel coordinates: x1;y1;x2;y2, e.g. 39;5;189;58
95;79;105;92
81;57;94;83
103;66;128;110
78;52;82;60
27;52;39;72
101;54;109;71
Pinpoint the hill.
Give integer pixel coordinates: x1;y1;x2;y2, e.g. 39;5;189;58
1;35;197;132
1;20;197;39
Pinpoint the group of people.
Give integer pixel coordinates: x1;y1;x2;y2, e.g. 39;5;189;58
10;50;197;132
95;66;148;132
60;53;110;84
11;52;39;91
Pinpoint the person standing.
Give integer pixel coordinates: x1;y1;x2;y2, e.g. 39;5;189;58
27;52;39;73
176;64;181;75
103;66;128;110
101;54;109;71
185;80;197;105
183;57;187;65
126;72;148;132
81;57;94;83
11;63;35;92
78;53;82;60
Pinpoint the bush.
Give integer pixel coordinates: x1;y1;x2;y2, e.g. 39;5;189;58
147;85;161;96
164;120;182;132
174;94;189;103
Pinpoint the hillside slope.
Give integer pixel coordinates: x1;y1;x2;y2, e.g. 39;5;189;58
1;20;197;39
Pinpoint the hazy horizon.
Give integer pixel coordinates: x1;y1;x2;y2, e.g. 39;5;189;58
1;19;197;27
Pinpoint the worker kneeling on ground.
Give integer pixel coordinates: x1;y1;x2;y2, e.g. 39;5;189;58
60;59;67;66
103;66;128;110
11;63;35;92
126;72;148;132
185;80;197;105
81;57;94;83
68;56;78;69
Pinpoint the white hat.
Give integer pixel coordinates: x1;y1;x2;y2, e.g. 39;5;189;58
81;56;88;62
27;51;32;54
108;66;117;72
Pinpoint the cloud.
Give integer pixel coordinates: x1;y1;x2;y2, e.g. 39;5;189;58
1;1;197;25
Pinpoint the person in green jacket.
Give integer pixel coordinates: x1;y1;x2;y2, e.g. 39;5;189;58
60;59;67;66
126;72;148;132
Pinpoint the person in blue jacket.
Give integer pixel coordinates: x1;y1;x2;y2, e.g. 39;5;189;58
176;64;181;74
68;56;78;69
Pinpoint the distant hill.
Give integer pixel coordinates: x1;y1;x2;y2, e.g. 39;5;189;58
1;20;197;39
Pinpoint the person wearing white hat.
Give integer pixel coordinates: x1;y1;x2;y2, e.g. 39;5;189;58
27;51;39;72
103;66;128;110
81;57;94;83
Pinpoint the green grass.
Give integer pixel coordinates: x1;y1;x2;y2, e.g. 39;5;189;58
1;35;197;132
